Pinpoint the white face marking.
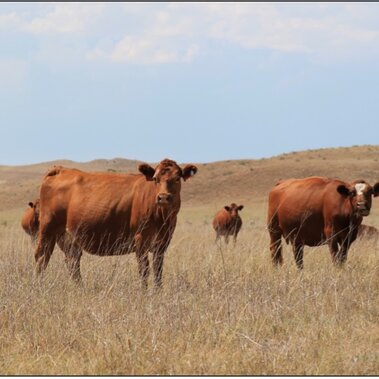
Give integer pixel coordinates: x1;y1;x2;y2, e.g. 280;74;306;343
355;183;367;195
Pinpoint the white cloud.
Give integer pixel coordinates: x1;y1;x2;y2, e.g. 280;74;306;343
106;35;199;64
23;3;106;34
0;11;23;30
202;3;379;59
2;3;379;66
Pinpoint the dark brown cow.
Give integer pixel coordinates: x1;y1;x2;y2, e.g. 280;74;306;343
357;224;379;241
213;203;243;244
34;159;197;287
21;199;40;242
267;177;379;269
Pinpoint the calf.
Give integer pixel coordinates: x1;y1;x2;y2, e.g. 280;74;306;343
213;203;244;244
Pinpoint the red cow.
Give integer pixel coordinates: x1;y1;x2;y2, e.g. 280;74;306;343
34;159;197;287
267;177;379;268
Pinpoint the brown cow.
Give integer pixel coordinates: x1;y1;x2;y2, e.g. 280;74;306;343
267;177;379;269
21;199;40;242
34;159;197;287
213;203;243;244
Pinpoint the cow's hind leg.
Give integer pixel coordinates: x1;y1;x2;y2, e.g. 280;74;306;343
269;228;283;266
292;242;304;270
34;225;56;275
268;212;283;266
57;235;83;283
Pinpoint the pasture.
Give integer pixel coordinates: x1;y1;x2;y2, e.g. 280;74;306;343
0;202;378;375
0;145;378;375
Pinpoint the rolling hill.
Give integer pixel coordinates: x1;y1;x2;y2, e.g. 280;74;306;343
0;145;378;215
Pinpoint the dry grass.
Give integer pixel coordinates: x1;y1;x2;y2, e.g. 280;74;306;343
0;204;378;375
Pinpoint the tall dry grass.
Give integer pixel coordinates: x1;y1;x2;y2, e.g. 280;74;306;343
0;207;378;375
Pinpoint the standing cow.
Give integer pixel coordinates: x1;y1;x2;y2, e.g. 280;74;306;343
34;159;197;288
21;199;40;242
213;203;244;244
267;177;379;269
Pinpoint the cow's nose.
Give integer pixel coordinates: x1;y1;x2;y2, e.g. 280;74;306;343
157;193;172;205
357;202;370;215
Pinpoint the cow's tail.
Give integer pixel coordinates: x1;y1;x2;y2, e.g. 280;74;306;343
267;207;283;266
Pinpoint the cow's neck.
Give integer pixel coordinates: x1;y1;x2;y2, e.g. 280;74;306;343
154;200;181;223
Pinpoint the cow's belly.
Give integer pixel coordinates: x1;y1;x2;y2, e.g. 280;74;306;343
280;213;326;247
65;222;136;256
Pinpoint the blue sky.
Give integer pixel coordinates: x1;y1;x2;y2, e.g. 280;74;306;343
1;2;379;165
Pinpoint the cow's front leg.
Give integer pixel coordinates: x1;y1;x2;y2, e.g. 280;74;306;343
135;234;149;289
136;250;149;289
152;249;165;288
292;242;304;270
325;224;339;264
336;230;354;265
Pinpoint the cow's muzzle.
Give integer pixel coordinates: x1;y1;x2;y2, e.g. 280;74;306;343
157;193;173;206
357;202;370;216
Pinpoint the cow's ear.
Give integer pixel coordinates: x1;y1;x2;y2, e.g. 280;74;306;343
337;184;353;197
28;202;34;208
182;165;197;181
238;205;244;211
373;182;379;197
138;164;155;181
224;206;231;211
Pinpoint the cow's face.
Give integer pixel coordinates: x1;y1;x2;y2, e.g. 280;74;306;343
224;203;244;218
337;180;379;217
139;159;197;207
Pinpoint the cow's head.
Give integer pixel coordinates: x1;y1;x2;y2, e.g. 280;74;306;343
337;180;379;217
224;203;244;218
138;159;197;207
27;199;40;235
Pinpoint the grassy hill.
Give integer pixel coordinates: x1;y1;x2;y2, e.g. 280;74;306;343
0;144;378;216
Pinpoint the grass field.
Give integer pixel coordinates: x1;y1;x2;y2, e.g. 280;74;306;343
0;200;378;375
